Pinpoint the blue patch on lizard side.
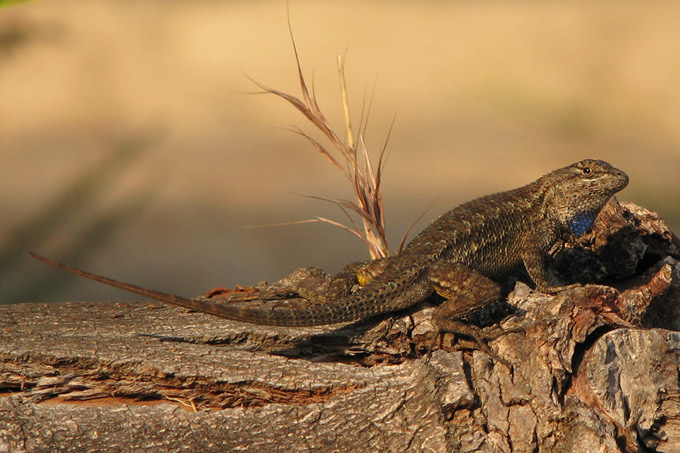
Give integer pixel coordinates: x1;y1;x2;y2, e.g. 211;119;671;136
567;210;598;237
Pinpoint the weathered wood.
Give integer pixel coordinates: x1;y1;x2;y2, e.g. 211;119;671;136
1;201;680;452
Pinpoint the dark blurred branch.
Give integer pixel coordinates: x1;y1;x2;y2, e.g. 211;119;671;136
0;136;157;303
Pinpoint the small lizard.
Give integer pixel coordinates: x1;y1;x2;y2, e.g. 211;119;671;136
32;159;628;364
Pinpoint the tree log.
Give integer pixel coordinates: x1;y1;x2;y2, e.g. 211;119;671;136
1;201;680;452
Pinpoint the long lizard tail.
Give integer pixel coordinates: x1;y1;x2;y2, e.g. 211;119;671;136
30;253;244;319
30;253;362;326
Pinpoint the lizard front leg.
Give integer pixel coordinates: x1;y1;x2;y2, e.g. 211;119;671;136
427;262;512;366
520;245;577;295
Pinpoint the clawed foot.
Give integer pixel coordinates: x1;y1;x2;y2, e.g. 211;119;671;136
466;326;514;369
480;324;525;341
537;283;582;295
430;323;523;369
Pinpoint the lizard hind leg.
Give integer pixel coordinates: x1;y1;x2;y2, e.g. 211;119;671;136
427;262;513;367
352;258;391;287
307;258;393;304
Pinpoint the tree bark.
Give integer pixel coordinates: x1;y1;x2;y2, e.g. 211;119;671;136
1;201;680;452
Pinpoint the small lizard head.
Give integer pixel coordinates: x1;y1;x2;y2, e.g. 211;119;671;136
541;159;629;237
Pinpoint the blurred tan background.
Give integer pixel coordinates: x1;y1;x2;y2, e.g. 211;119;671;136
1;1;678;304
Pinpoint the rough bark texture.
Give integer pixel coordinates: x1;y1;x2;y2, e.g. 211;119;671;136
1;201;680;452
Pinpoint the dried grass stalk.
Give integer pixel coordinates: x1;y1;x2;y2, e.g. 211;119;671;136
249;26;393;259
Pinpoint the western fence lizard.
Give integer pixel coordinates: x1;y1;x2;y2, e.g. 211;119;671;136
32;159;629;364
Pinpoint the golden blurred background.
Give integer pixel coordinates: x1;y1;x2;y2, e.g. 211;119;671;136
1;1;679;304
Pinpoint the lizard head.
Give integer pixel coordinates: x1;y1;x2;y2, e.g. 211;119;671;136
541;159;629;238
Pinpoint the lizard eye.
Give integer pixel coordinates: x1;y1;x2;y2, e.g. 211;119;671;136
582;166;592;175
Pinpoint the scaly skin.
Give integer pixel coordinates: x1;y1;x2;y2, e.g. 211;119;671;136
32;159;629;362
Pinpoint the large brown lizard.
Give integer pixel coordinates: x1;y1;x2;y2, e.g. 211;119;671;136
32;159;629;364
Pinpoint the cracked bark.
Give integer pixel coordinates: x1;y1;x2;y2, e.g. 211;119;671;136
1;201;680;452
